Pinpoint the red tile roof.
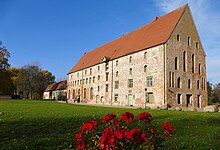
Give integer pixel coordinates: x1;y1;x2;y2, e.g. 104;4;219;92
68;4;187;74
44;80;67;92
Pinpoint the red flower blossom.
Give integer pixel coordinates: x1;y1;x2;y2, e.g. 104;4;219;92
114;130;123;140
81;120;98;134
121;112;134;124
137;112;152;124
162;122;173;135
129;128;149;143
102;113;116;123
76;138;86;150
100;128;115;149
74;133;83;140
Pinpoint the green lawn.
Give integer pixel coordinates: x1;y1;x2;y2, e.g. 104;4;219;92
0;100;219;150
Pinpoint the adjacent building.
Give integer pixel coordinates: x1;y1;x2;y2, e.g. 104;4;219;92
67;4;208;108
43;80;67;100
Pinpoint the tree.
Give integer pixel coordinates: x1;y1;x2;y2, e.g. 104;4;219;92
212;83;220;104
14;64;55;99
207;81;213;104
0;41;11;95
0;41;10;70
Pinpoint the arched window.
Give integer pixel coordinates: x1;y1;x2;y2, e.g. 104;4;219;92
129;56;132;63
84;88;86;99
90;87;93;99
169;72;172;87
188;79;191;89
175;57;178;70
197;80;200;89
129;68;132;75
183;51;186;72
144;65;147;72
188;36;191;46
198;64;201;75
177;77;181;88
192;54;195;73
144;52;147;59
177;34;180;41
116;71;119;77
172;72;175;87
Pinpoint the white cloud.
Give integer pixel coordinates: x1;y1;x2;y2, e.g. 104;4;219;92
154;0;220;84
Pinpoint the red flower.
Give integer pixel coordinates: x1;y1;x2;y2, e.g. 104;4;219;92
76;138;86;150
137;112;152;124
102;113;116;123
121;112;134;124
81;120;98;134
162;122;173;135
149;128;156;134
74;133;83;140
100;128;115;149
114;130;122;140
129;128;149;143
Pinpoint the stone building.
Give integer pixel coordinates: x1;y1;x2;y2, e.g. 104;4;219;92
67;4;208;108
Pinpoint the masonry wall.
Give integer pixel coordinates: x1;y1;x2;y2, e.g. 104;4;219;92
67;45;165;107
165;6;208;108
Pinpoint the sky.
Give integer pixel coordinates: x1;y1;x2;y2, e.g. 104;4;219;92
0;0;219;83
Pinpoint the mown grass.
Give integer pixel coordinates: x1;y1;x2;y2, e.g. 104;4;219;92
0;100;219;149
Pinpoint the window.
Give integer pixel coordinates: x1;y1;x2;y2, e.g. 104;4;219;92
90;87;93;99
172;72;175;87
93;77;95;83
177;94;181;104
192;54;195;73
144;65;147;72
116;71;119;77
98;75;100;80
86;78;88;84
105;84;108;92
84;88;86;99
147;76;153;87
188;79;191;89
169;72;171;87
177;34;180;41
116;60;118;66
129;68;132;75
144;52;147;59
98;66;100;71
77;80;79;85
175;57;178;70
128;79;133;88
177;77;181;88
83;79;85;84
196;42;199;49
85;70;87;75
129;56;132;63
115;81;119;89
106;73;109;81
77;73;79;77
105;62;109;71
188;36;191;46
114;94;119;102
97;86;100;92
198;64;201;75
90;68;92;75
80;80;82;85
183;51;186;72
197;80;200;89
89;78;91;83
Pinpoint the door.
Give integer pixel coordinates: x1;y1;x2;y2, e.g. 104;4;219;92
148;93;153;103
197;95;200;108
128;94;133;106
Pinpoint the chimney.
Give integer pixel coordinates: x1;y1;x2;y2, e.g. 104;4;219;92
153;16;158;22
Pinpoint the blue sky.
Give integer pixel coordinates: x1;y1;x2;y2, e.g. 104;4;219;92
0;0;219;84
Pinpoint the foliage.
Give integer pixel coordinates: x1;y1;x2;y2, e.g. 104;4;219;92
72;112;173;150
212;83;220;103
11;64;55;99
0;41;10;70
0;100;219;150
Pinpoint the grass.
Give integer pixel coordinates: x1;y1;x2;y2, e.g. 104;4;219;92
0;100;219;150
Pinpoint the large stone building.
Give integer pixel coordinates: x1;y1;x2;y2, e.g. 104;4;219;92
67;4;208;108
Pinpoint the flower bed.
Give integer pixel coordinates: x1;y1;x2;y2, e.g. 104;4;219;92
72;112;173;150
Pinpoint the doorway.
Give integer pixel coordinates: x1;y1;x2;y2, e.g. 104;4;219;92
186;94;192;107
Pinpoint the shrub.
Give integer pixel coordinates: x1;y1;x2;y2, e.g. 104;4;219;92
71;112;173;150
